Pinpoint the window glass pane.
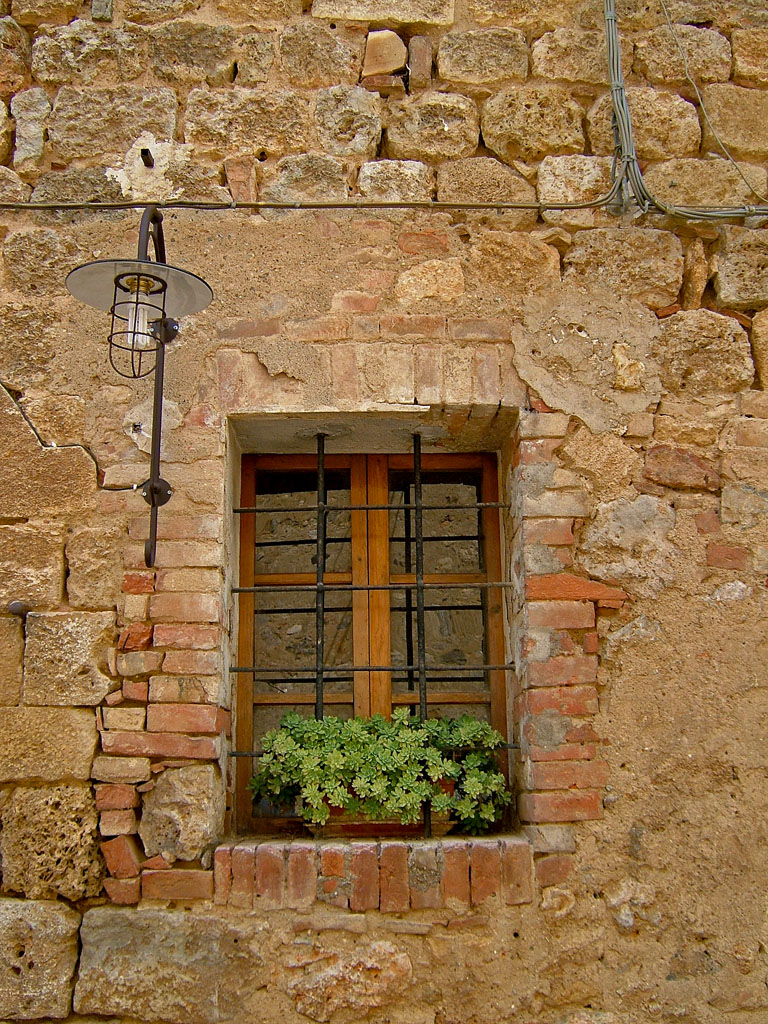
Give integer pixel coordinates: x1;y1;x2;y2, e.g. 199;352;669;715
389;471;482;574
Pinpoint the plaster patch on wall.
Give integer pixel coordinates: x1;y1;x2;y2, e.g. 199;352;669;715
123;396;182;453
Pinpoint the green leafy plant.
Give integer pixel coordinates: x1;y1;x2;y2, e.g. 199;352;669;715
249;709;511;833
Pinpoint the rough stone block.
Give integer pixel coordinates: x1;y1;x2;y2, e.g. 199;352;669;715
312;0;454;24
185;89;311;159
537;154;614;230
11;0;78;25
437;156;537;229
0;898;80;1018
0;100;10;164
233;31;275;85
357;159;433;201
262;154;347;207
732;28;768;86
437;28;527;83
715;227;768;311
91;755;151;784
701;84;768;160
0;708;97;782
563;228;683;308
139;765;225;862
386;92;478;161
124;0;196;22
643;158;768;208
315;85;382;158
23;611;115;706
217;0;300;17
394;258;464;305
482;85;584;162
48;86;176;162
752;308;768;388
75;908;267;1021
0;164;30;201
1;783;103;899
0;616;22;705
634;25;731;84
0;16;30;100
279;22;362;87
148;22;238;87
362;29;407;76
92;0;112;19
532;28;631;84
408;842;443;909
10;87;49;169
31;22;143;86
653;309;754;395
588;88;700;159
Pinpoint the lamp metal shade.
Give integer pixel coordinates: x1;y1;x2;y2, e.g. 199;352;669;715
66;258;213;318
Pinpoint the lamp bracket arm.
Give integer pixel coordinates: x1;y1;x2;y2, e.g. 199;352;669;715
137;205;167;265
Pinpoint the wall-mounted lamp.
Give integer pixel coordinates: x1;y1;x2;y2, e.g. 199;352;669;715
66;206;213;567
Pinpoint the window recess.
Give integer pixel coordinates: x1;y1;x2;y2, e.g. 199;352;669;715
232;433;515;833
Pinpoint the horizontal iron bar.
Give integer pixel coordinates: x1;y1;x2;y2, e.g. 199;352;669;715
252;602;481;615
231;741;520;757
235;502;508;514
233;663;514;673
235;582;515;593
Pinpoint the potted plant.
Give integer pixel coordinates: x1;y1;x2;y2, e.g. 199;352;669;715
248;708;511;836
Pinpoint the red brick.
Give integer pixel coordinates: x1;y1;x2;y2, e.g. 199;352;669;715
254;842;285;910
332;290;380;313
99;809;138;836
407;34;432;89
104;876;141;904
148;677;216;704
349;842;379;912
142;854;172;870
320;845;345;877
123;572;155;594
644;445;720;491
398;230;449;254
230;842;256;909
529;397;555;412
519;685;598;717
527;655;598;687
319;843;348;909
286;315;351;342
526;573;628;604
706;544;750;570
146;703;229;735
408;843;443;910
379;313;445;337
118;623;153;651
655;302;682;318
448;318;510;341
531;760;609;790
142;869;214;900
100;835;143;878
524;518;575;545
442;841;470;905
149;593;222;623
518;790;603;823
517;438;562;466
694;508;720;534
122;679;148;702
565;722;601;744
101;731;219;759
153;624;219;650
527;743;597;762
379;842;410;913
470;839;501;905
214;844;232;906
163;650;219;675
535;853;574;887
528;601;595;629
94;784;139;811
501;838;533;906
582;631;599;654
361;73;406;97
286;843;318;910
105;690;124;706
218;318;281;339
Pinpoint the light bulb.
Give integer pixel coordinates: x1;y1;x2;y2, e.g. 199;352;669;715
126;276;155;350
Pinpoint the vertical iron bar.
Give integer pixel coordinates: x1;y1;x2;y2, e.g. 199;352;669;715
413;434;431;838
314;433;327;720
143;333;166;568
404;483;415;692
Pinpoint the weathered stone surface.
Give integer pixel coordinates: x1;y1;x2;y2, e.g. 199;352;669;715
279;22;361;87
1;784;104;899
92;0;112;19
564;228;683;309
0;165;30;202
580;494;677;596
91;755;151;783
138;765;225;862
653;309;754;395
48;86;176;162
437;28;527;84
261;154;348;206
11;88;50;170
11;0;77;25
0;898;80;1018
233;31;275;85
514;287;662;432
358;159;433;201
363;29;407;76
31;168;123;206
468;0;597;30
288;941;412;1022
149;22;237;86
634;25;731;84
386;92;478;161
714;227;768;310
537;155;614;229
0;708;97;782
437;156;537;228
721;482;768;527
701;84;768;160
642;158;768;208
0;525;63;609
482;86;584;163
469;231;560;307
312;0;453;24
588;88;700;159
65;525;124;609
0;16;30;99
0;617;22;705
75;908;269;1022
185;89;311;158
532;28;630;84
0;99;10;164
23;612;115;706
105;134;231;204
31;22;143;85
315;85;382;157
733;28;768;86
752;308;768;387
3;228;80;294
124;0;196;22
681;237;710;310
394;258;464;304
644;445;720;490
558;424;643;500
217;0;300;18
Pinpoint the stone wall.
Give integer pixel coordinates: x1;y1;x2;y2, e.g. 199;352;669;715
1;0;768;1022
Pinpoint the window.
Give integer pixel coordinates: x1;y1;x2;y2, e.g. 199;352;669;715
233;437;510;831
